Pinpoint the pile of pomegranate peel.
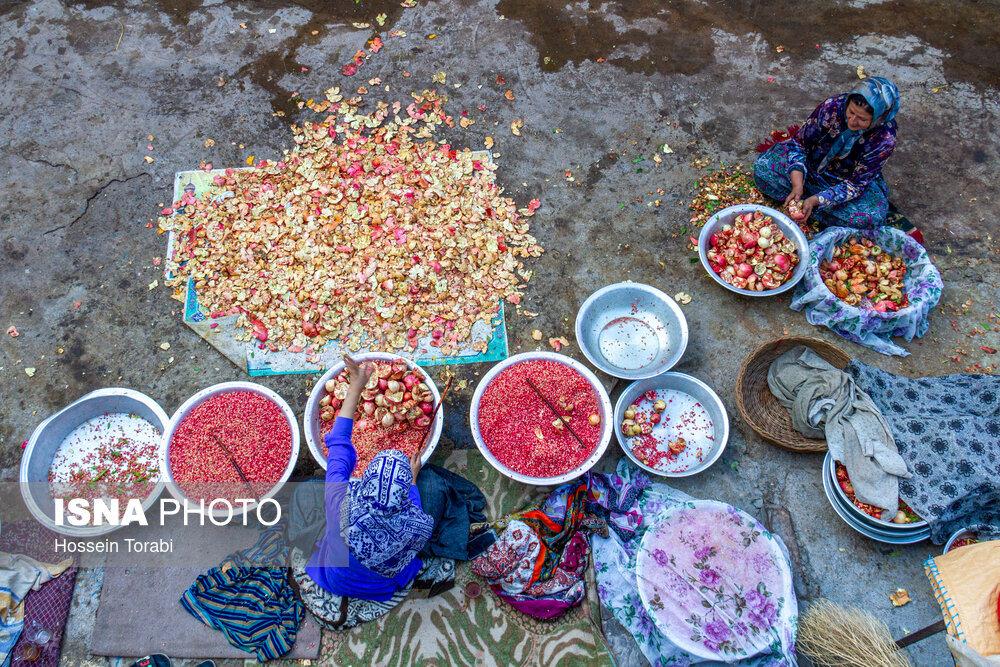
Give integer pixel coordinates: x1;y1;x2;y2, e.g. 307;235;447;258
687;162;764;226
819;237;909;311
161;89;544;355
706;211;799;291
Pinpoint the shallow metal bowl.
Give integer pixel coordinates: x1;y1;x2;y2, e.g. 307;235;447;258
821;454;929;545
575;282;688;380
943;528;978;555
613;372;729;477
823;452;928;531
20;388;169;537
697;204;809;297
304;353;442;474
160;382;300;518
470;352;613;486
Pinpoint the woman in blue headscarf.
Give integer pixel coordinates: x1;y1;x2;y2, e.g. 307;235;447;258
304;356;434;603
753;77;900;228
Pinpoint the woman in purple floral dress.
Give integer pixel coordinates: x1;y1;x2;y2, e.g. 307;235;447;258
754;77;900;229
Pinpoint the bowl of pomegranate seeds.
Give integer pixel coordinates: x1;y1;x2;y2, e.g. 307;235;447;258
698;204;808;296
161;382;300;517
575;282;689;380
613;372;728;477
304;353;443;478
944;528;981;554
470;352;613;485
21;388;170;537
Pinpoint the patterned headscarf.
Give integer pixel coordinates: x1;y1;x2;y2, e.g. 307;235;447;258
818;76;900;173
347;449;433;578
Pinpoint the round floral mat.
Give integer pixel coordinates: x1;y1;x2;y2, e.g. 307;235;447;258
635;499;794;661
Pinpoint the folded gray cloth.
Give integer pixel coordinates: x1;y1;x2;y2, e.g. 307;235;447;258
767;346;910;510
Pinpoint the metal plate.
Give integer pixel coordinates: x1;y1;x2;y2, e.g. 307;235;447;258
697;204;809;297
20;388;169;538
821;457;929;544
469;352;613;486
614;373;728;477
574;282;688;380
303;352;443;475
159;381;301;518
823;452;928;530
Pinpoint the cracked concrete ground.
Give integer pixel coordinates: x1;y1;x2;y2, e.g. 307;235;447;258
2;0;999;665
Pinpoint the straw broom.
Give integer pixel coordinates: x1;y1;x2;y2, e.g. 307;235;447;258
797;598;912;667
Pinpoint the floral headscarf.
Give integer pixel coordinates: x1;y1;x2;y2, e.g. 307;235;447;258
817;76;900;173
347;449;433;578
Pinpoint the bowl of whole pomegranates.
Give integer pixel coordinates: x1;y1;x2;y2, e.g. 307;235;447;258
698;204;809;297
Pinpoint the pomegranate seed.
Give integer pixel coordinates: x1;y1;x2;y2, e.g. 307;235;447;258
169;391;292;502
476;360;600;478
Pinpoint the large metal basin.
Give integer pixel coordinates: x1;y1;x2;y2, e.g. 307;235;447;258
20;388;169;537
304;353;443;475
470;352;613;486
160;381;300;519
613;372;728;477
575;282;688;380
697;204;809;297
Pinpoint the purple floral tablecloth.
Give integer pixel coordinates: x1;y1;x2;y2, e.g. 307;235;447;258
592;460;798;666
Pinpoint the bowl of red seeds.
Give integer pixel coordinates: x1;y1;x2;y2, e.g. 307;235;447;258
303;353;443;478
613;372;728;477
470;352;613;485
943;528;981;554
20;388;170;537
161;382;300;518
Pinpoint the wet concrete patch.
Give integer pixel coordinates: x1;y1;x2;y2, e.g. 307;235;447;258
497;0;1000;88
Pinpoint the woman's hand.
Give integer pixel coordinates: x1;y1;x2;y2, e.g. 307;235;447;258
784;170;805;208
338;355;374;420
343;355;374;388
408;437;428;481
800;195;820;222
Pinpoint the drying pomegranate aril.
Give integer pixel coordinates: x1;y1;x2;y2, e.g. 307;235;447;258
169;391;292;503
476;359;601;478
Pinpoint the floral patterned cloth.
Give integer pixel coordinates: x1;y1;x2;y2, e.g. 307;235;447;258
790;225;943;356
845;361;1000;543
592;460;798;666
471;481;593;619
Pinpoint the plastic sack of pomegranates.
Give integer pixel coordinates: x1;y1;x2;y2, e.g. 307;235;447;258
790;226;943;356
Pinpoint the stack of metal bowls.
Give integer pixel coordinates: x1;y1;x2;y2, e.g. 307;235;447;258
821;452;929;544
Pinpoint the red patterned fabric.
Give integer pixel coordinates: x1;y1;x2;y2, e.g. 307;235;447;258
1;521;77;667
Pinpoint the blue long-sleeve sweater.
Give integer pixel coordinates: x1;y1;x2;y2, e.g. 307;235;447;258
305;417;423;601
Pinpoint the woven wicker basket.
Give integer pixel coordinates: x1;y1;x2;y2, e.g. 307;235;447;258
735;336;851;453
